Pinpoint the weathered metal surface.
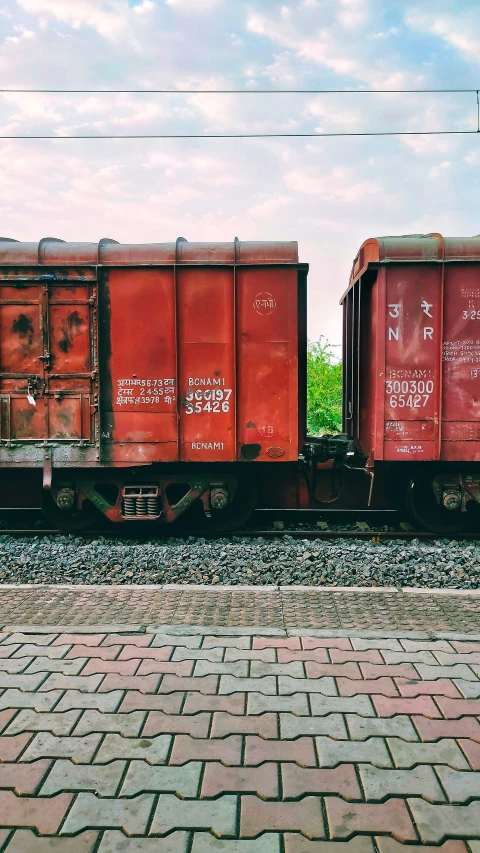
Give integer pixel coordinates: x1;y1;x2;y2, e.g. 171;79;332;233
343;234;480;464
0;239;305;468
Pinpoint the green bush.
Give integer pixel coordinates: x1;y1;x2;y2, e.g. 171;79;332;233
307;336;342;435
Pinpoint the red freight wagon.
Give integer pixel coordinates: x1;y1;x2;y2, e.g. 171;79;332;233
343;234;480;532
0;238;307;529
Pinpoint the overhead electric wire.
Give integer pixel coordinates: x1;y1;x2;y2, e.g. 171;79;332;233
1;130;479;139
1;87;480;94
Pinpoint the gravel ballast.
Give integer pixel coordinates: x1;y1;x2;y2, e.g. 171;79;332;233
0;534;478;588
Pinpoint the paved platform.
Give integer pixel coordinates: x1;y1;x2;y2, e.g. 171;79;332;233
0;626;479;850
0;584;479;632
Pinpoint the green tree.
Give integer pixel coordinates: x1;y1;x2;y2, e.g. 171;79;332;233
307;336;342;435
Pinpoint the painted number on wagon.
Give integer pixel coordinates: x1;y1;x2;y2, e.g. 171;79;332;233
185;388;233;415
386;379;434;409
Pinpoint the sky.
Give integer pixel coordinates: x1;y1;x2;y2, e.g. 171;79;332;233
1;0;480;346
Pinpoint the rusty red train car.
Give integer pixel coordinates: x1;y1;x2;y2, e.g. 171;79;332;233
343;234;480;532
0;237;307;529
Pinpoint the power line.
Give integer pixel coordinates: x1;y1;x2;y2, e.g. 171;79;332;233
1;130;479;139
1;87;479;94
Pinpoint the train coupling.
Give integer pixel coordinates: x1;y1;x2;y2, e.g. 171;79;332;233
304;434;355;464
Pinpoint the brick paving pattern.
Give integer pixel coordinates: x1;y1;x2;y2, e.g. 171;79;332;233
0;631;477;848
0;585;479;630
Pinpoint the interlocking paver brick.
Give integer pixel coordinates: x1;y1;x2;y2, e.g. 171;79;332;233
224;648;276;661
305;662;362;679
303;638;352;650
66;645;122;660
359;663;419;679
277;649;329;663
254;637;301;650
40;759;126;796
159;675;218;694
400;640;454;652
396;678;462;698
38;674;105;693
0;645;20;657
408;799;480;842
24;657;87;675
326;797;417;841
183;692;245;714
6;710;81;736
310;695;375;716
6;634;58;645
282;764;360;799
54;634;106;646
0;790;72;834
351;639;401;651
436;696;480;717
337;678;398;696
121;761;202;796
14;644;71;658
81;659;140;676
73;710;145;736
118;646;172;660
94;733;171;764
173;647;223;661
280;713;348;739
202;763;279;797
250;660;304;677
0;759;51;794
372;695;441;718
0;710;17;734
433;653;480;665
152;634;201;648
192;835;280;853
329;649;383;664
99;831;188;852
170;734;241;765
0;659;33;673
414;664;479;681
458;738;480;769
376;840;467;853
119;692;184;714
150;793;237;836
5;829;98;852
245;736;316;766
279;677;337;695
247;692;309;715
211;712;278;738
451;641;480;653
55;690;124;713
136;660;193;676
346;714;418;741
381;651;438;664
194;660;249;677
284;837;374;853
202;636;251;649
435;765;480;802
219;675;276;694
0;688;62;711
454;679;480;698
0;733;32;761
20;732;102;763
240;795;324;838
61;792;155;835
413;716;480;742
358;764;445;802
316;737;392;768
387;737;470;769
102;634;152;646
143;711;211;737
98;673;160;693
0;673;46;691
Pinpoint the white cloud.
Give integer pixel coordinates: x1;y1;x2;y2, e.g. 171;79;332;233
165;0;223;11
406;7;480;61
15;0;153;41
285;166;381;202
247;194;293;219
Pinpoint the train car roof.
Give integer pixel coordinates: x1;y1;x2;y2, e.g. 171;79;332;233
343;233;480;301
0;238;299;267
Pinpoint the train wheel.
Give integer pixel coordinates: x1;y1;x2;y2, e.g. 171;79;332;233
186;476;257;533
42;492;101;532
406;474;477;535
